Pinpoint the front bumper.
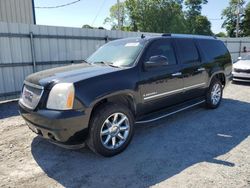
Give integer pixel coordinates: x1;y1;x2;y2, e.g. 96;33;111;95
232;72;250;82
19;101;89;148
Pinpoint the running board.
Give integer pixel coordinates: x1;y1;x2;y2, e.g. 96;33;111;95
135;99;206;124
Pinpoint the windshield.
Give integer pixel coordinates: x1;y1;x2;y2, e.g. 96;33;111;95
87;39;144;67
241;54;250;60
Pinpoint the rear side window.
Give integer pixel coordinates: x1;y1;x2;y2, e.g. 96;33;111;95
175;38;199;64
197;39;229;61
144;39;177;65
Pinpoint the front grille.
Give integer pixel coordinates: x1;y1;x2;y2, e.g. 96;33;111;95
234;76;250;80
234;68;250;73
19;81;44;110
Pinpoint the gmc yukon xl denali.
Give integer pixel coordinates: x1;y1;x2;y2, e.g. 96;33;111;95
19;34;232;156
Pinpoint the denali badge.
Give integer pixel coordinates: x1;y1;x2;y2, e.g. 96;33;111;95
143;92;157;97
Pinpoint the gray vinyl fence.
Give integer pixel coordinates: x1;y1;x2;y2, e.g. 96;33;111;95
0;21;250;101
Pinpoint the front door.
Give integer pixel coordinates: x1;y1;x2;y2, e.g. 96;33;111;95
138;38;184;115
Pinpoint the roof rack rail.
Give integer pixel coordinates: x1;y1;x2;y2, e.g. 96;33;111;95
162;33;215;39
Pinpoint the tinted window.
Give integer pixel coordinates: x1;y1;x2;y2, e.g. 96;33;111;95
197;39;229;61
175;38;199;63
144;39;177;65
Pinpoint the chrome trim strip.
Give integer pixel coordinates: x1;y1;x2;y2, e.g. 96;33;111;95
143;83;206;101
136;100;205;124
24;80;44;90
144;88;183;100
233;78;250;82
183;83;206;91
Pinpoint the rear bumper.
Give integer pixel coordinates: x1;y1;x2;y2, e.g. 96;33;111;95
19;101;89;147
232;72;250;82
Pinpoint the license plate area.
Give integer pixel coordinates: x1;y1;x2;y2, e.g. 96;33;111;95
20;82;44;110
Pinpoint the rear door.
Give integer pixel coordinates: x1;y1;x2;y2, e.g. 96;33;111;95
174;38;207;100
138;38;184;115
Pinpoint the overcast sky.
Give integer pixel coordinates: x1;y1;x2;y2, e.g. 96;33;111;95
34;0;250;34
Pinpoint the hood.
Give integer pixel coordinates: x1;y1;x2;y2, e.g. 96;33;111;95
25;63;120;87
233;60;250;69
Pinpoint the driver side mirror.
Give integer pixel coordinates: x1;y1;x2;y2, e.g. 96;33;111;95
144;55;169;70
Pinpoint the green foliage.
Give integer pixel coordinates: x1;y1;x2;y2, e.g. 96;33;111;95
222;0;245;37
185;0;208;17
82;24;93;29
104;0;212;35
193;15;213;35
184;0;212;35
242;3;250;36
125;0;187;33
104;2;129;30
215;32;227;37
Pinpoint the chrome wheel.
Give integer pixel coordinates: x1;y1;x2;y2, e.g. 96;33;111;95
100;113;130;150
211;83;221;105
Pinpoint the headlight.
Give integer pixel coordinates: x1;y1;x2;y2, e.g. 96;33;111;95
47;83;75;110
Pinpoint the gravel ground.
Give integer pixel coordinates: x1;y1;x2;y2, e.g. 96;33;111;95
0;82;250;188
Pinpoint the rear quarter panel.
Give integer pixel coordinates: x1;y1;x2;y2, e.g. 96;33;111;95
196;39;232;86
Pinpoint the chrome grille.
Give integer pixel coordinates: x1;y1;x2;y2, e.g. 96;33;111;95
19;81;44;110
234;68;250;73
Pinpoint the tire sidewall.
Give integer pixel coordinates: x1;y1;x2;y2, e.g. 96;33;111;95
89;103;134;157
206;79;223;109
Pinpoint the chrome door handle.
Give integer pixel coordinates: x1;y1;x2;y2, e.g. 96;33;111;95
197;68;205;72
172;72;182;76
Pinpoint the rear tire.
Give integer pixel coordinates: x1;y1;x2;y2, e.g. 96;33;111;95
87;103;134;157
206;78;223;109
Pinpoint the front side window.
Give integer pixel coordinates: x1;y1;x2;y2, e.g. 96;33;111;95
144;39;177;65
175;38;199;64
87;39;144;67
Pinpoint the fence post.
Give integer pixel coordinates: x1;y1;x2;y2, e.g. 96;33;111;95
105;35;109;43
239;40;242;57
29;32;37;72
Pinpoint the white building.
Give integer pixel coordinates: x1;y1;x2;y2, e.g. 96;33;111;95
0;0;35;24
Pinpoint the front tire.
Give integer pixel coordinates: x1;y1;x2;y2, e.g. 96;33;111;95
87;103;134;157
206;78;223;109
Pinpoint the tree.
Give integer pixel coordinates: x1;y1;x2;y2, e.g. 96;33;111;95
184;0;212;35
104;2;129;30
215;32;227;37
193;15;213;35
222;0;245;37
242;3;250;36
82;24;93;29
185;0;208;17
104;0;212;34
125;0;187;33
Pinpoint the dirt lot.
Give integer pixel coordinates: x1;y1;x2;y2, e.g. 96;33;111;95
0;82;250;188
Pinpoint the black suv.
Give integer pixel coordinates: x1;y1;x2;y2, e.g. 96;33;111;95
19;34;232;156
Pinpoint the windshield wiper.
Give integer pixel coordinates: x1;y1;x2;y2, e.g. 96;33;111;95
82;59;90;64
93;61;120;68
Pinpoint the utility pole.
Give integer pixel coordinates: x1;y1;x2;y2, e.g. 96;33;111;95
236;0;240;38
117;0;121;30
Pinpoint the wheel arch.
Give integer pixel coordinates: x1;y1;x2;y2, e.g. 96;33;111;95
89;91;137;121
209;71;226;87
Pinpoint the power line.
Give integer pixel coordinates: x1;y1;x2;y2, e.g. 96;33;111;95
91;0;106;26
35;0;81;9
209;18;223;20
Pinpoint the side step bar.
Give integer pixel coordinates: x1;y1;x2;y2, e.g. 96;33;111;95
135;100;206;124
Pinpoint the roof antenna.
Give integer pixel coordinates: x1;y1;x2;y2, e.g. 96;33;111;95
141;34;145;39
